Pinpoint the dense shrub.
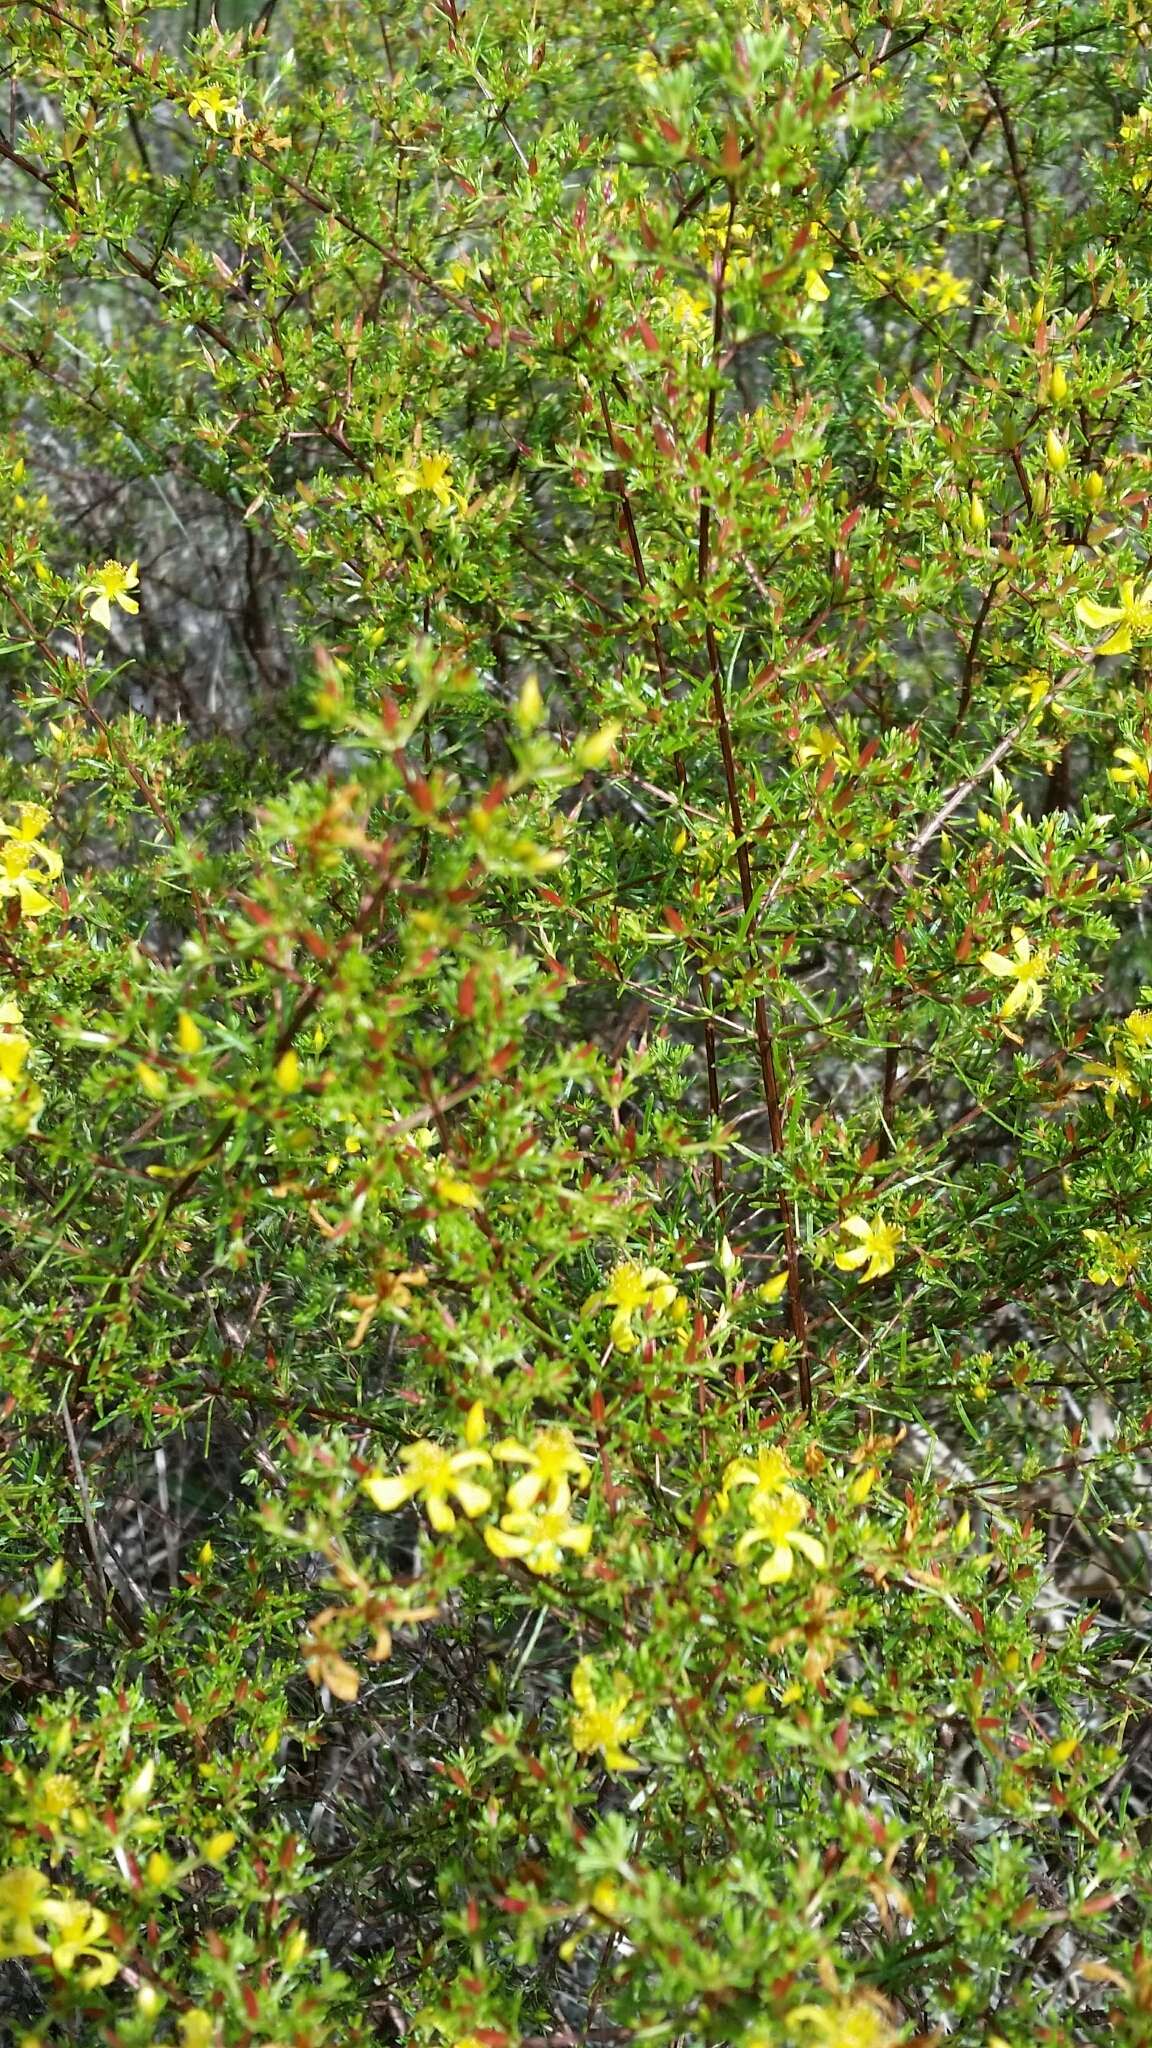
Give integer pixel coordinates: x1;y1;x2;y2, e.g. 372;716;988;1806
4;2;1152;2043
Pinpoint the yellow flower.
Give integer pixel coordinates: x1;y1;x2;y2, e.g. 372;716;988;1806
789;1997;899;2048
274;1048;301;1091
1125;1009;1152;1049
586;1262;679;1351
362;1420;492;1532
187;86;239;133
176;1010;205;1055
484;1480;593;1575
801;225;834;303
1083;1228;1142;1286
1077;1054;1136;1116
1076;578;1152;655
1110;745;1152;794
0;806;62;919
835;1214;902;1283
795;725;850;771
734;1485;826;1584
0;1867;52;1959
569;1657;646;1772
720;1445;792;1512
434;1173;483;1209
395;450;455;508
40;1897;119;1987
81;559;139;629
665;286;711;335
492;1425;590;1510
978;927;1050;1020
0;996;31;1094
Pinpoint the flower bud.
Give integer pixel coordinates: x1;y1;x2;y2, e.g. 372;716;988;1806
1045;428;1068;473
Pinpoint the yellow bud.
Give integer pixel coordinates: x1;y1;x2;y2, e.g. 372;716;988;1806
1049;1736;1078;1765
136;1984;164;2017
516;672;544;731
968;492;986;533
434;1173;482;1209
1048;363;1068;403
179;2013;215;2048
136;1061;167;1100
576;720;621;770
274;1049;301;1092
198;1540;214;1567
202;1829;236;1864
146;1851;174;1886
848;1465;877;1504
1086;469;1105;501
758;1272;789;1304
1045;428;1068;473
464;1399;487;1445
176;1010;204;1055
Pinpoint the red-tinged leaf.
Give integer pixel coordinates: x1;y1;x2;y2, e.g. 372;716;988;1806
833;1718;850;1754
656;116;682;144
839;505;863;542
831;781;854;814
720;125;743;175
537;887;565;907
447;1766;472;1793
663;905;687;934
466;1897;480;1934
1079;1893;1118;1917
243;1986;260;2022
955;924;974;961
816;760;837;795
858;1139;879;1171
457;968;477;1020
968;1605;987;1637
475;2032;510;2048
893;934;907;969
653;422;677;458
857;738;879;768
408;773;434;815
279;1837;299;1872
489;1040;519;1075
626;318;661;353
909;384;934;419
590;1389;605;1423
498;1895;530;1913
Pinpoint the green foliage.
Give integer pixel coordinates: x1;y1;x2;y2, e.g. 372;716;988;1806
3;1;1152;2043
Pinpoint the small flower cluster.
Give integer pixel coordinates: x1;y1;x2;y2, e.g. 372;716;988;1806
363;1406;593;1577
0;801;61;918
719;1446;826;1585
0;1868;118;1988
1077;1007;1152;1116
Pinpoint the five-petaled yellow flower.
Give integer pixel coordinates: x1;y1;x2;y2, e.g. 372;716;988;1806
40;1897;119;1987
586;1262;679;1351
187;86;239;133
734;1485;826;1584
362;1401;491;1532
569;1657;646;1772
1076;577;1152;655
1126;1009;1152;1049
484;1479;593;1576
81;559;139;630
0;802;62;917
835;1214;902;1284
395;451;455;508
979;927;1050;1020
492;1426;590;1511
